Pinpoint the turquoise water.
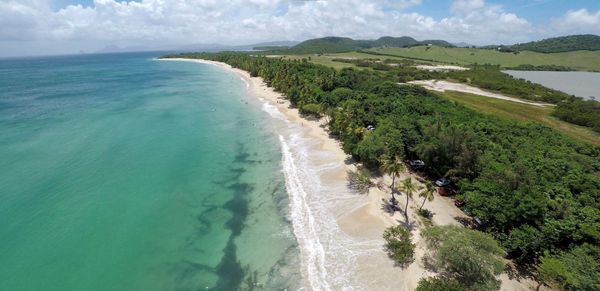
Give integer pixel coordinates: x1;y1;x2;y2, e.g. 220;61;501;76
0;53;298;290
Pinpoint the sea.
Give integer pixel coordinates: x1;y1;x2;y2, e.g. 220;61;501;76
0;52;302;290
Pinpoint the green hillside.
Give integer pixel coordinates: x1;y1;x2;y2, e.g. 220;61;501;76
511;34;600;53
289;37;360;53
365;46;600;71
277;36;453;54
372;36;419;47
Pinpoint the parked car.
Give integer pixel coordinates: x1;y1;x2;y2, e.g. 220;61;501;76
474;217;485;227
434;178;450;187
454;200;465;207
408;159;425;170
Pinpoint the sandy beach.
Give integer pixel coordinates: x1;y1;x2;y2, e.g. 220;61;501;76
161;58;541;291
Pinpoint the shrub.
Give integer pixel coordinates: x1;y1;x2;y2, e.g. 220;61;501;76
416;277;467;291
299;103;322;117
346;168;373;194
383;225;415;267
418;208;434;219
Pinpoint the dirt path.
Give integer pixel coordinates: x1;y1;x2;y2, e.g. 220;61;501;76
407;80;553;107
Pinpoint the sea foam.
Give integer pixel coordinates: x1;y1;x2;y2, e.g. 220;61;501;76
279;135;331;291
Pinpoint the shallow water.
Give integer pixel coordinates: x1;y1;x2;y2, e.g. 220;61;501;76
0;53;299;290
504;70;600;100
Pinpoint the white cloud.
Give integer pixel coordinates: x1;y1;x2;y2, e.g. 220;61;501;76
436;2;532;44
450;0;484;15
0;0;596;56
552;9;600;35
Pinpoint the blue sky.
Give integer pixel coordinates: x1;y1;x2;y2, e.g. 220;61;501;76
401;0;600;23
53;0;600;23
2;0;600;57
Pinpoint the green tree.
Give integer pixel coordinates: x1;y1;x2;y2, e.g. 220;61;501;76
416;277;467;291
419;181;436;210
422;226;506;291
383;225;415;267
536;254;570;290
380;155;404;200
536;245;600;290
398;177;418;221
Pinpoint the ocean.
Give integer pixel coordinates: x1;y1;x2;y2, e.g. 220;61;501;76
0;52;300;290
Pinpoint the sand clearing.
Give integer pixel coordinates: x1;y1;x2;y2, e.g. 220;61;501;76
161;58;540;291
415;65;469;71
408;79;553;107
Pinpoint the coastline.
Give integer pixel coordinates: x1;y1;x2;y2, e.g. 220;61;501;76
160;58;541;291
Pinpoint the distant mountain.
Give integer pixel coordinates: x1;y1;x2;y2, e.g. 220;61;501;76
97;45;128;53
281;36;453;54
452;42;473;48
511;34;600;53
96;40;298;54
252;40;298;50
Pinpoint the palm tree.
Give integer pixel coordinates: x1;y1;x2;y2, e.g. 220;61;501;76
398;177;416;220
380;155;404;200
419;181;436;210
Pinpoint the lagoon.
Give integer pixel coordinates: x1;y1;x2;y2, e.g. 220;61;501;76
504;70;600;100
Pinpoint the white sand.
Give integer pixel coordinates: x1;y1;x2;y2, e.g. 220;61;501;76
408;80;553;107
161;58;541;291
415;65;469;71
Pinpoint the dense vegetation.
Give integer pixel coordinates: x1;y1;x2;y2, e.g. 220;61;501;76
537;244;600;290
272;36;453;54
508;64;572;71
416;277;467;291
329;58;600;134
440;91;599;145
162;52;600;289
553;98;600;133
421;226;506;290
511;34;600;53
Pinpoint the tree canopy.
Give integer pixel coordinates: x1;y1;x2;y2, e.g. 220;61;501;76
511;34;600;53
422;226;506;291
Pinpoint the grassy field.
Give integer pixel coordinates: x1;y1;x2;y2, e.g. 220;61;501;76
366;46;600;71
440;91;600;145
273;52;412;69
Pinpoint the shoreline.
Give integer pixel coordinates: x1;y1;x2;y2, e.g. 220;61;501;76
160;58;541;290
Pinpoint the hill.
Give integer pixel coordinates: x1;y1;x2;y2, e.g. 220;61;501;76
372;36;419;47
280;36;453;54
365;46;600;71
289;37;360;53
511;34;600;53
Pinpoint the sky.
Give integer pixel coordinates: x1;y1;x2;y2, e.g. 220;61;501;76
1;0;600;57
